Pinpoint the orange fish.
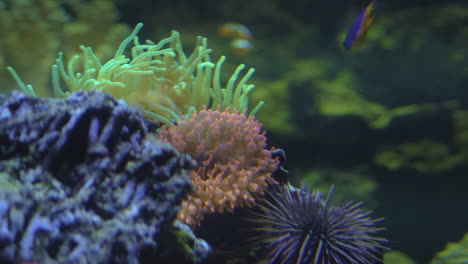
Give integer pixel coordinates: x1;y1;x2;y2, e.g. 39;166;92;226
218;23;252;40
231;39;253;56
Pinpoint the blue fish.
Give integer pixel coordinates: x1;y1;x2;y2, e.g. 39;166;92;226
343;0;377;50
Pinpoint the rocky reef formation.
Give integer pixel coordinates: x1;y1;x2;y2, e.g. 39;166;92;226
0;91;210;263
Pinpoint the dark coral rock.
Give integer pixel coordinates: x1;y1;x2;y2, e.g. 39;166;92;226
157;221;212;264
0;91;210;263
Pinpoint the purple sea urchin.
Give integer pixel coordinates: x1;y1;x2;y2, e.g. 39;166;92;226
248;185;388;264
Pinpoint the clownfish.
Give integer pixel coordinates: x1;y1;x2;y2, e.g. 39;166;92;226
230;39;254;56
218;23;252;40
343;0;377;50
218;23;254;56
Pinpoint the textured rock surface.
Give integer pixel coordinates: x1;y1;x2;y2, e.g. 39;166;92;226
0;91;209;263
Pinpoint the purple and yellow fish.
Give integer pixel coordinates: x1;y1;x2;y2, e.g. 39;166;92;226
343;0;377;50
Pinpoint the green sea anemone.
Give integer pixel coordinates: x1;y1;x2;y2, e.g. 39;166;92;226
8;23;263;125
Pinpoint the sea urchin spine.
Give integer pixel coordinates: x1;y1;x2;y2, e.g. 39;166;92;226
248;185;388;264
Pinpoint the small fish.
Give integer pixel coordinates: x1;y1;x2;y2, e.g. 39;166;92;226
343;0;377;50
231;39;253;56
218;23;252;40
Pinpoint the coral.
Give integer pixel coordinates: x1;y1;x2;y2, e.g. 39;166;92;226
430;233;468;264
158;107;279;227
0;90;210;263
247;184;388;264
10;22;264;125
158;221;212;263
0;0;129;96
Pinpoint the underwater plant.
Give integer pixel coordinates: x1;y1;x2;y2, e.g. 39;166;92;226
158;107;279;227
248;185;388;264
8;23;263;125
